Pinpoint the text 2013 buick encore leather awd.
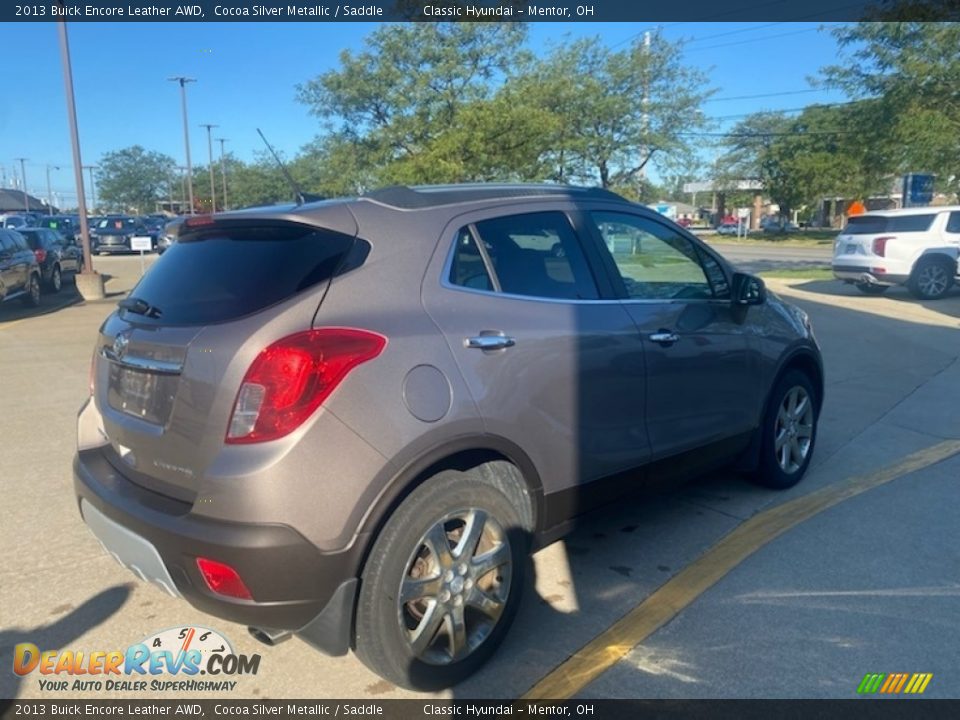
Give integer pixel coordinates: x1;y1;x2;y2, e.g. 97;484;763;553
75;185;823;689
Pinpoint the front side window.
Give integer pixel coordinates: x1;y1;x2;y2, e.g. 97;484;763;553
449;211;599;300
590;212;715;300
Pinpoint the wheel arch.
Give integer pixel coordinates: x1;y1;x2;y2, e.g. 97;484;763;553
355;435;544;574
738;347;824;473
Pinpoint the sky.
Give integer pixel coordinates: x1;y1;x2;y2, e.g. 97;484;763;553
0;21;851;207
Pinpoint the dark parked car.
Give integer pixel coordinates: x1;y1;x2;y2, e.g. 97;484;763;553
38;215;82;243
18;227;83;292
92;216;154;254
1;214;37;230
75;184;823;689
0;228;41;307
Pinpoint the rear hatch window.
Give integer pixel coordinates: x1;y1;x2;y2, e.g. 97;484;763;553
123;223;355;325
843;214;937;234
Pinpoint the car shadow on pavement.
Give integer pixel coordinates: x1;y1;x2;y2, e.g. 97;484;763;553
0;284;85;324
0;585;133;704
791;279;960;319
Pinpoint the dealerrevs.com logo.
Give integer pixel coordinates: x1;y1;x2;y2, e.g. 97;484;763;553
13;626;261;692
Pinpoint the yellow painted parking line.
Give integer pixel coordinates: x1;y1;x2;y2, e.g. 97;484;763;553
523;439;960;700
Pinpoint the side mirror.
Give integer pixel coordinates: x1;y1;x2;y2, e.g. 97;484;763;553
732;272;766;306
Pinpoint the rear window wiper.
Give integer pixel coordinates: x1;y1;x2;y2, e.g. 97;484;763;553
118;296;162;318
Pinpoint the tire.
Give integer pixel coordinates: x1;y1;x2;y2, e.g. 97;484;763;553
855;282;888;296
354;470;527;690
908;258;954;300
751;369;818;490
21;273;41;308
49;265;62;293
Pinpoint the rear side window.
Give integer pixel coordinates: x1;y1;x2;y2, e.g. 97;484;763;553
945;212;960;234
125;224;354;325
844;214;936;234
889;214;936;232
448;211;598;300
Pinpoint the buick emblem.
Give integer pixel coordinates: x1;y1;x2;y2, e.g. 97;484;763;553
113;332;131;359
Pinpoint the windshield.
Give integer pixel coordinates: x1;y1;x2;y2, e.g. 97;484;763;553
97;218;139;231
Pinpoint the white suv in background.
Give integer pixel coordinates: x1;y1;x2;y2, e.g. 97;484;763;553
832;206;960;299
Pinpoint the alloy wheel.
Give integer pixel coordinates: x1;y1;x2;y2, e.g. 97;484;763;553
917;264;949;298
398;508;512;665
774;385;814;474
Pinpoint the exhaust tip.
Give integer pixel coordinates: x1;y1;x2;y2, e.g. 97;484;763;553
248;626;292;646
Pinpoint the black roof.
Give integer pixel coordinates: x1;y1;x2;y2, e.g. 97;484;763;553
361;184;627;210
0;188;55;213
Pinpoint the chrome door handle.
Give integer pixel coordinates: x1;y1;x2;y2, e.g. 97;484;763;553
649;331;680;345
465;334;516;350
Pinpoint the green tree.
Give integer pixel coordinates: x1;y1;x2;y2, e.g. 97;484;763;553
821;22;960;195
522;34;713;188
296;23;534;184
96;146;176;213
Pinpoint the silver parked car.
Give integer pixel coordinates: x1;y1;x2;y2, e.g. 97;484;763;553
75;184;823;689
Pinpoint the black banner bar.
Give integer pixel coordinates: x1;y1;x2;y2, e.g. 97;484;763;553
4;0;959;23
3;700;960;720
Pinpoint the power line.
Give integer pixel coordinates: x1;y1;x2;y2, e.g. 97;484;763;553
705;88;834;103
679;129;859;137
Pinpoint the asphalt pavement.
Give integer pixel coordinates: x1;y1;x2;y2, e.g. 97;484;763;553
1;252;957;700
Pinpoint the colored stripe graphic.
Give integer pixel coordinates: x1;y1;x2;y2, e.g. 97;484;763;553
858;673;885;694
857;672;932;694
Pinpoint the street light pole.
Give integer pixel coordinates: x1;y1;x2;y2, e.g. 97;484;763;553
56;16;96;282
178;166;187;213
200;123;218;212
215;137;228;210
168;76;196;215
83;165;97;212
15;158;29;212
46;165;60;214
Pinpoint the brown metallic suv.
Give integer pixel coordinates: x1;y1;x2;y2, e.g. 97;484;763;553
75;184;823;688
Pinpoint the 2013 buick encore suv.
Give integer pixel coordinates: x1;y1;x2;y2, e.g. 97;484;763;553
74;185;823;689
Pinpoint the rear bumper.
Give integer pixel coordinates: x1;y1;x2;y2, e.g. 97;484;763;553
832;264;908;286
74;446;363;655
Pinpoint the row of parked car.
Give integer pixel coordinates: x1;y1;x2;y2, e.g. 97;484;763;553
0;212;184;255
0;225;83;307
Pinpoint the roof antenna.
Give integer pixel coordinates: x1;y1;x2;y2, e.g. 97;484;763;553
256;128;323;205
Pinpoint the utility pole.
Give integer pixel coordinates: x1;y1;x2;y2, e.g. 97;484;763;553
56;15;97;289
83;165;97;212
15;158;29;212
178;166;187;213
167;76;196;214
215;137;228;210
200;123;218;212
46;165;60;214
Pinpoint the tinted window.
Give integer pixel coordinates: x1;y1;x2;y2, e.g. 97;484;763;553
124;224;355;325
590;212;713;300
0;232;14;251
843;216;888;234
889;214;936;232
8;232;28;251
844;213;936;234
449;227;493;292
18;229;42;249
468;212;599;300
945;212;960;234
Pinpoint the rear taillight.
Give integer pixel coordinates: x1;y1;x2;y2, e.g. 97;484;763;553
226;328;387;444
872;236;894;257
196;557;252;600
34;249;47;263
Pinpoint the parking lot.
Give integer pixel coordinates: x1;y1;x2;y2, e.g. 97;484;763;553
2;251;959;700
